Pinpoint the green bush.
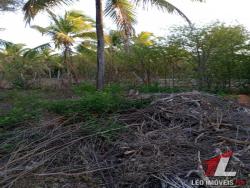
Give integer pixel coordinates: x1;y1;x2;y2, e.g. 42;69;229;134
0;106;41;127
137;83;190;93
73;83;125;96
73;83;96;96
0;88;150;129
46;92;150;116
238;87;250;95
104;83;124;95
0;90;42;128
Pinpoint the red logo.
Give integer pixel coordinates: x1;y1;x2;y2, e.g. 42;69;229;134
201;151;247;186
203;151;236;177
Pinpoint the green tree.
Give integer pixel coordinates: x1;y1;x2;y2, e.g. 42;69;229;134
169;23;249;91
105;30;124;82
206;25;249;90
22;43;54;80
0;41;26;62
0;0;23;11
158;43;192;88
31;10;96;83
23;0;204;90
124;32;158;84
0;41;27;85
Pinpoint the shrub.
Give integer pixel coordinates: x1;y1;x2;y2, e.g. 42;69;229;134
0;90;42;128
137;84;190;93
46;92;150;116
73;83;96;96
104;83;124;95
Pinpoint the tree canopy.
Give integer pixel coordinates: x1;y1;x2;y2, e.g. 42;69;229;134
0;0;23;11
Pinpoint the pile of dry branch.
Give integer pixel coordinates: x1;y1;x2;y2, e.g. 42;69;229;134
0;92;250;187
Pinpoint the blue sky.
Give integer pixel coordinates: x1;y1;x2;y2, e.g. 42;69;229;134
0;0;250;48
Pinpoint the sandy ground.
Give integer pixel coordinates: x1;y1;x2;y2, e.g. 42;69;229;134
238;94;250;106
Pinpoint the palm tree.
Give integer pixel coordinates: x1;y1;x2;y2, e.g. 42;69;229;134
129;32;157;84
0;41;29;83
23;0;204;90
0;0;23;11
134;31;155;46
23;43;54;80
31;10;96;83
104;30;124;82
0;41;26;62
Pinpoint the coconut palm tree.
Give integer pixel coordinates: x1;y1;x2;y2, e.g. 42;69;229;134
134;31;155;46
23;0;204;90
0;41;29;84
0;41;26;62
23;43;54;80
0;0;23;11
31;10;96;82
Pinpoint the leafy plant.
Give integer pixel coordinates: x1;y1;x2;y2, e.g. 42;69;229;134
0;90;43;128
137;83;190;93
80;118;126;141
46;91;150;116
73;82;96;96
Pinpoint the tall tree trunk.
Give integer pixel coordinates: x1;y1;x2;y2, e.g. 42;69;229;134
48;68;52;79
68;48;79;84
163;55;167;87
146;69;151;86
96;0;105;90
171;60;175;88
63;47;70;78
57;70;60;80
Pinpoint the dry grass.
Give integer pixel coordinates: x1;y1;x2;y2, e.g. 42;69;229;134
0;92;250;187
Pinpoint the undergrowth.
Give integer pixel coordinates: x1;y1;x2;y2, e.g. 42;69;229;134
2;82;245;131
45;91;149;116
135;83;191;93
0;85;150;131
0;90;43;128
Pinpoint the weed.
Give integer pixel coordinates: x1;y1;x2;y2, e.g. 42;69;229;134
73;83;96;96
80;118;126;141
46;92;150;116
0;90;43;128
0;143;14;153
0;87;150;129
137;83;190;93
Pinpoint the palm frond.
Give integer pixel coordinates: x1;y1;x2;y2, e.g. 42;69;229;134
0;39;9;46
105;30;124;46
23;0;74;23
73;31;97;39
1;42;27;56
55;32;74;45
105;0;136;36
66;10;95;32
32;43;51;52
0;0;23;11
135;31;155;46
23;43;51;59
67;10;94;23
23;49;39;58
134;0;204;25
31;10;95;50
47;9;62;28
190;0;205;2
31;25;50;34
77;42;96;54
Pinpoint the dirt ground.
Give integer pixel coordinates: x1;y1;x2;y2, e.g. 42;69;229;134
238;94;250;106
0;91;250;187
